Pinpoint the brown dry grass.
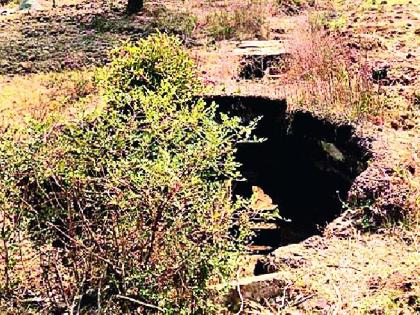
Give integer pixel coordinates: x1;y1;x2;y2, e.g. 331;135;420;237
244;232;419;314
280;15;385;123
203;0;272;40
0;70;97;129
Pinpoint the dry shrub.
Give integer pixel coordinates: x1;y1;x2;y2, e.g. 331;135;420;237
205;0;272;40
276;0;316;15
283;16;384;122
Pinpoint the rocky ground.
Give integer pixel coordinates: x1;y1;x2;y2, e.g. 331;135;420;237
0;0;419;313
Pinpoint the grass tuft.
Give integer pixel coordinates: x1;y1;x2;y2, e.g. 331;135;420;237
205;0;271;40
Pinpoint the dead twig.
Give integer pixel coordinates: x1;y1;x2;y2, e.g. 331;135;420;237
46;222;121;274
280;283;291;308
326;264;361;272
235;269;244;315
115;294;165;312
289;293;316;307
332;283;343;315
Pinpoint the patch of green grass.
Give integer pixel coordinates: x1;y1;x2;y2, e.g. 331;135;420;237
309;11;347;30
359;0;412;9
358;290;419;314
148;6;197;39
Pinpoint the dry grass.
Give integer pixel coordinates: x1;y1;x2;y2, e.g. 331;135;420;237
279;15;385;123
159;0;274;41
244;232;419;314
0;70;97;129
204;0;272;40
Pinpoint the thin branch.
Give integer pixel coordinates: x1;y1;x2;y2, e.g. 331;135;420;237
46;222;121;274
289;293;316;307
326;264;361;272
1;223;10;294
115;295;165;312
235;269;244;315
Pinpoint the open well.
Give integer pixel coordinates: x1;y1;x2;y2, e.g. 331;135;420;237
206;96;371;254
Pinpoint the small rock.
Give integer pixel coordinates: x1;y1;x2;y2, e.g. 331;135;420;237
372;62;390;81
19;61;32;69
19;0;42;11
390;120;400;130
369;307;385;315
404;121;415;130
271;28;286;35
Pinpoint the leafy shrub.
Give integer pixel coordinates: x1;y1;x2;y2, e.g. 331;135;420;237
99;33;202;107
0;33;258;313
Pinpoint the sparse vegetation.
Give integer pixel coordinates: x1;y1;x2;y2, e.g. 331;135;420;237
276;0;316;15
205;0;270;40
282;16;384;122
147;7;198;40
0;70;96;130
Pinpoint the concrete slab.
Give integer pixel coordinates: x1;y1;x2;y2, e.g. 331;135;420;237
234;40;288;56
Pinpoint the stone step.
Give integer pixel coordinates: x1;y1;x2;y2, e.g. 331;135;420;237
247;244;274;254
234;40;289;56
250;222;279;230
233;40;291;79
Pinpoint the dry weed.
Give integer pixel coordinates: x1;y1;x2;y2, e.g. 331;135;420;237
0;70;96;129
282;15;384;122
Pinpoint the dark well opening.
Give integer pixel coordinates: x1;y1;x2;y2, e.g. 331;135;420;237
205;96;371;254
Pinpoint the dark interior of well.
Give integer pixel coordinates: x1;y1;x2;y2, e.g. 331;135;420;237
206;96;371;253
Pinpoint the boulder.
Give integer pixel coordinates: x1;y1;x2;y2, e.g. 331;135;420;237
19;0;42;10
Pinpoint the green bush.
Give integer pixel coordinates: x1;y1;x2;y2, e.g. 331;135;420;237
99;33;202;109
0;33;257;313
